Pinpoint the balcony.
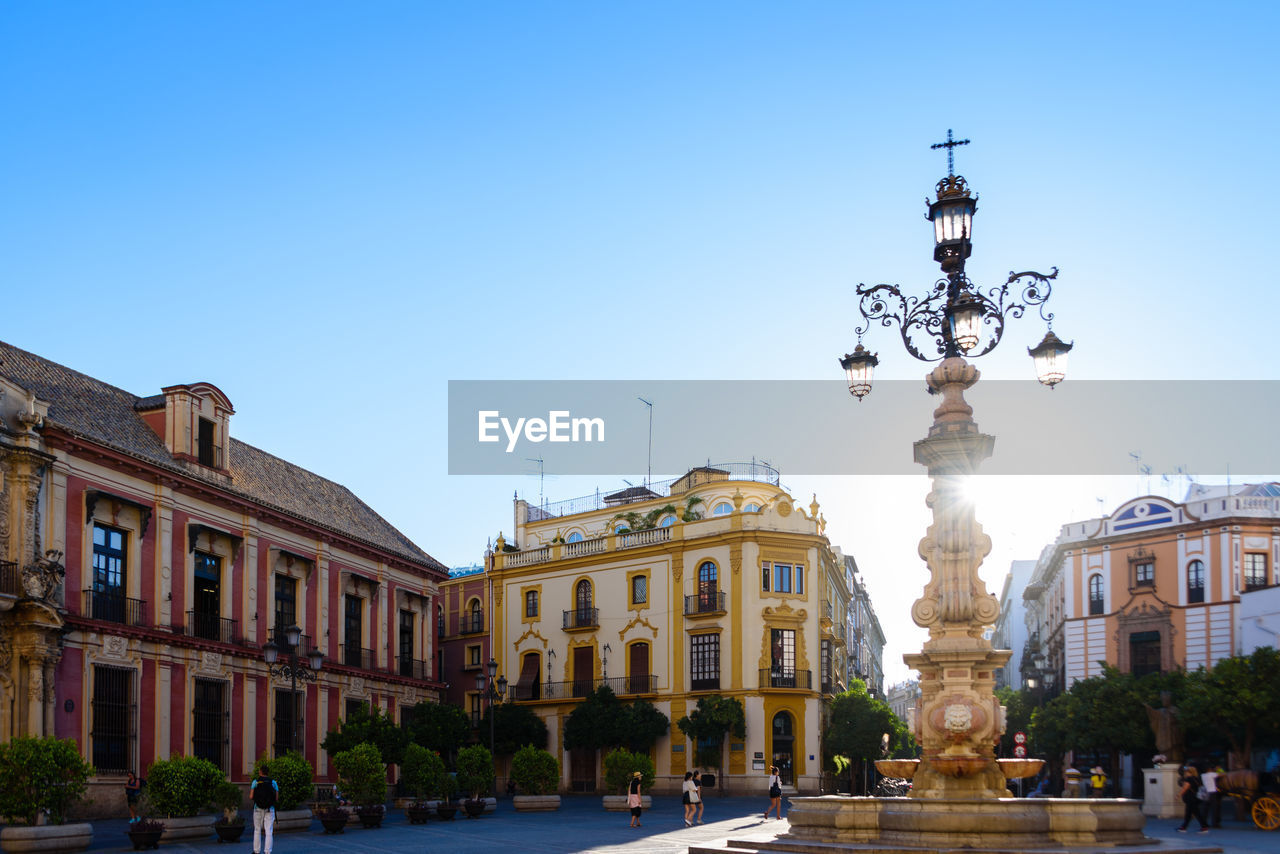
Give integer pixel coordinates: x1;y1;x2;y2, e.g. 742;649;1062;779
562;607;598;630
184;610;239;644
82;589;148;627
342;644;377;670
458;614;485;635
684;591;726;616
268;627;316;654
397;656;430;680
690;675;720;692
760;668;812;689
511;674;659;702
0;560;20;597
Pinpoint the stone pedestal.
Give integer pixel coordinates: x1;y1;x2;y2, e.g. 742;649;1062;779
1141;764;1183;819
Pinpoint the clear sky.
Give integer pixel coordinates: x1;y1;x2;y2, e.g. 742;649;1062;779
3;2;1277;685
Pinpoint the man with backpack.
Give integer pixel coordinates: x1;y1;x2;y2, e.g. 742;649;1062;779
250;766;280;854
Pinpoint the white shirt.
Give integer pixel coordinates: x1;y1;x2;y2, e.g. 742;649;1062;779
768;773;781;789
1202;771;1218;793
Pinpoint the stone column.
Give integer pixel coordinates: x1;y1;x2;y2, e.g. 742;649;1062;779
905;357;1011;800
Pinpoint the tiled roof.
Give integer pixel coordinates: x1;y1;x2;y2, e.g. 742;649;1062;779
0;340;444;574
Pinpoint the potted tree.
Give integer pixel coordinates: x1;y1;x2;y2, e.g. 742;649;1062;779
399;744;439;824
331;743;386;829
251;752;314;833
509;745;561;811
602;749;655;811
0;736;95;854
455;745;494;818
126;816;165;851
142;755;224;842
210;781;245;843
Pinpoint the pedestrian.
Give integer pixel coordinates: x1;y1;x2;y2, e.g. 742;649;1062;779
124;771;142;822
681;771;698;826
627;771;643;828
692;770;705;824
1090;766;1107;798
1201;765;1223;827
250;766;280;854
1176;766;1208;833
764;765;783;819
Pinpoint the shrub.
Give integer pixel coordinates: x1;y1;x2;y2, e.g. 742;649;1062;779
603;748;655;793
331;742;387;807
0;736;95;826
252;751;314;811
454;744;494;800
144;756;223;818
400;743;441;800
509;745;559;795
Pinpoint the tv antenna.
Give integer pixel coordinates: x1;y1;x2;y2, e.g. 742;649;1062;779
638;397;654;488
527;457;545;511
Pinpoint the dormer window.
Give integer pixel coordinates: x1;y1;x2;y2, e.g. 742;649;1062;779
197;418;218;467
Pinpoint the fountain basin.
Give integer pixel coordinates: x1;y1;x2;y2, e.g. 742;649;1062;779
928;755;988;778
997;757;1044;779
874;759;920;779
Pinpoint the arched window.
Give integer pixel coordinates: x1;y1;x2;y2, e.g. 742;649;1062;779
743;503;761;513
712;502;733;516
1187;559;1205;603
1088;575;1104;616
698;560;718;610
566;531;584;543
658;515;675;528
575;579;593;615
627;642;651;694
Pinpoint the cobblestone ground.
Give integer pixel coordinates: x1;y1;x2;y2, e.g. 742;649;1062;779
89;796;1280;854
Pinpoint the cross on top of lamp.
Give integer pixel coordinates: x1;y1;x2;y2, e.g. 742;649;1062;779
839;131;1073;398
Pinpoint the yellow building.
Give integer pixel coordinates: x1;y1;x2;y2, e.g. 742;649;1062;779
489;464;831;795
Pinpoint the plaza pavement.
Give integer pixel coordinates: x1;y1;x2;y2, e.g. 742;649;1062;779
85;795;1280;854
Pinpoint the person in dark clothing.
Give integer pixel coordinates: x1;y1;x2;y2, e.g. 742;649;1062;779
627;771;643;827
1176;766;1209;833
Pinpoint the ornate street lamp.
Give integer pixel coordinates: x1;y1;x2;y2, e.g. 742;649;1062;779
474;658;508;761
843;132;1074;800
263;624;323;754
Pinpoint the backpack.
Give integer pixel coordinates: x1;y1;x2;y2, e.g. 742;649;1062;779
253;777;278;809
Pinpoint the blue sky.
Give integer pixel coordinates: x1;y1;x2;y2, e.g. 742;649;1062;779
3;2;1276;683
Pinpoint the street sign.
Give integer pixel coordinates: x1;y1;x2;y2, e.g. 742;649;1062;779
1013;731;1027;745
1014;745;1027;758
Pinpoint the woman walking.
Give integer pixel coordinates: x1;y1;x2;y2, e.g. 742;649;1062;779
692;770;705;824
764;765;783;819
1176;766;1209;833
681;771;699;826
627;771;644;827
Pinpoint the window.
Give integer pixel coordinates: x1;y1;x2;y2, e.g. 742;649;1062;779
690;634;720;691
470;598;483;632
1129;630;1161;677
192;678;228;771
761;562;770;593
744;503;761;513
627;642;651;694
344;698;366;719
469;693;482;726
525;589;539;618
775;563;793;593
575;579;593;615
1187;559;1205;603
273;689;303;756
820;639;832;691
796;564;804;595
399;610;415;675
197;417;217;467
658;515;675;528
91;665;134;774
697;560;717;610
344;595;364;666
566;531;584;543
91;524;128;622
1088;574;1104;616
1134;561;1154;586
761;561;801;594
631;574;648;605
467;644;481;667
1244;553;1268;590
274;575;297;637
712;502;733;516
192;551;221;640
769;628;796;686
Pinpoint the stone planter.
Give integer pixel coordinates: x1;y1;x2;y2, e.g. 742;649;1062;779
435;803;458;821
125;828;162;851
602;795;652;812
272;807;315;833
318;815;347;835
463;799;486;818
405;804;433;824
512;794;560;812
212;821;245;843
0;823;93;854
159;815;215;842
355;805;385;828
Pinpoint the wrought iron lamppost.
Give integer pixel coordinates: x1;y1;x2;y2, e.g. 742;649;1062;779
840;131;1074;801
474;657;508;757
263;624;324;754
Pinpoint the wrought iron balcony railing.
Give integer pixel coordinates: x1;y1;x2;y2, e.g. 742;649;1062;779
684;591;725;615
398;656;430;680
760;668;812;689
342;644;376;670
458;614;485;635
82;589;147;627
510;674;659;702
562;607;598;629
268;627;316;654
184;610;239;644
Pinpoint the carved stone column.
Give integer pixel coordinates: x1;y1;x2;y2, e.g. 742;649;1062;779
905;357;1011;800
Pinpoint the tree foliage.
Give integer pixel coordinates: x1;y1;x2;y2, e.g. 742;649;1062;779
676;695;745;772
400;743;446;800
480;701;549;756
455;744;494;800
0;737;94;826
144;755;224;817
509;745;560;795
823;680;904;794
331;742;387;807
252;751;314;810
603;748;656;792
1194;646;1280;765
403;702;472;767
563;687;669;753
322;704;407;767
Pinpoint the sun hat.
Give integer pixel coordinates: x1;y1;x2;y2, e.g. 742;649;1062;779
633;771;642;778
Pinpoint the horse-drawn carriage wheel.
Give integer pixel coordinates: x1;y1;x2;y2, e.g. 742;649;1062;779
1253;795;1280;831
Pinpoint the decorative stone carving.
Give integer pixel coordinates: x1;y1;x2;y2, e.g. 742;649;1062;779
198;651;223;674
102;635;129;660
21;550;65;601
